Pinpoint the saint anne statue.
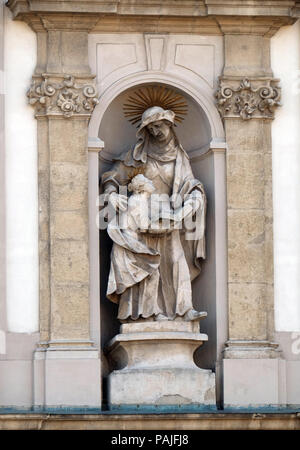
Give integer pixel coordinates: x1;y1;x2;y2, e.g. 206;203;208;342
101;102;206;322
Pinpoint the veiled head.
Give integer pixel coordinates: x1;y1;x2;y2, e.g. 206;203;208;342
138;106;175;143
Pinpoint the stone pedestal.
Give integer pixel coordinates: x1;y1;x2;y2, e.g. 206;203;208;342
106;320;216;409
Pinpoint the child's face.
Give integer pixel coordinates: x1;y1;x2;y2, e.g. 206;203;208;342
131;175;155;195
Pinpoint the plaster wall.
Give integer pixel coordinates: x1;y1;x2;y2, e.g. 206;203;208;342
0;0;6;344
271;20;300;333
4;8;38;333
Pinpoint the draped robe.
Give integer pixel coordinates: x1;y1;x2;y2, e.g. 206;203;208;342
102;135;206;321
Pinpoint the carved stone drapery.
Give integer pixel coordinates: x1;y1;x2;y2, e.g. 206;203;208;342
27;74;99;117
216;78;281;120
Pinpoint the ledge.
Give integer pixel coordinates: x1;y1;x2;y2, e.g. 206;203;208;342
6;0;298;36
0;410;300;430
6;0;299;17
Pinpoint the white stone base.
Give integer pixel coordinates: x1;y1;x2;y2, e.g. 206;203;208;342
108;367;215;406
34;346;101;409
223;358;286;407
106;320;216;407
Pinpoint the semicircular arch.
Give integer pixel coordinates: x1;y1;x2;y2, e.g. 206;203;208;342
89;72;225;147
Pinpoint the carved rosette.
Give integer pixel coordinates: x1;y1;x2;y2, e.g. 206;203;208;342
27;74;99;117
215;78;281;120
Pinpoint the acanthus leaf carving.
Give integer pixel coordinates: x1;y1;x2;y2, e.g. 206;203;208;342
27;74;99;117
215;77;281;120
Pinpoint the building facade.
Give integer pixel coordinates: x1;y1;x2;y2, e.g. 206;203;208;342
0;0;300;429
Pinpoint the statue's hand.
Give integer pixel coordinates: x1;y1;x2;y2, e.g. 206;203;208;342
109;192;127;211
184;191;203;214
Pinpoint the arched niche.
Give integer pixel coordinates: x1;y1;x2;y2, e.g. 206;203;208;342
89;78;227;404
98;84;211;158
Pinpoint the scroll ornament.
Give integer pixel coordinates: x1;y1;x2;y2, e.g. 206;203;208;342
27;74;99;117
215;78;281;120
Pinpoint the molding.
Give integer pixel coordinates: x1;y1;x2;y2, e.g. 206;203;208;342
7;0;298;17
88;137;105;152
189;141;226;161
7;1;207;18
6;1;298;35
293;1;300;16
91;16;222;35
39;14;100;32
215;77;281;121
206;0;296;17
214;15;296;37
223;340;281;359
0;412;300;430
27;74;99;118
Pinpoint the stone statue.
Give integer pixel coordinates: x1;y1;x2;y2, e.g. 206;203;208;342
101;106;207;322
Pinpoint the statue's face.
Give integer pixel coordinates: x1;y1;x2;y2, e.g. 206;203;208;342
146;120;171;143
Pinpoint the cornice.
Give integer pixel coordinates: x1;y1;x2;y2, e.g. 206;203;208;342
7;0;298;16
91;16;222;35
214;15;295;37
6;0;298;34
6;0;207;18
205;0;296;16
292;0;300;16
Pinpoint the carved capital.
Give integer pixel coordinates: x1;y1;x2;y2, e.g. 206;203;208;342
215;77;281;120
27;74;99;118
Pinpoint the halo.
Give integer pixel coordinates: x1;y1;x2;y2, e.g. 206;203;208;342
123;86;188;127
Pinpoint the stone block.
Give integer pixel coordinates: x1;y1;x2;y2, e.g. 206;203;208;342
227;152;264;209
224;34;269;77
51;283;90;341
34;349;101;408
227;175;264;210
265;283;275;339
228;210;266;283
37;119;49;169
50;163;88;211
227;153;264;178
49;119;88;164
109;368;216;407
264;222;274;285
52;211;87;240
225;120;271;153
223;358;282;407
51;240;89;284
228;283;267;340
61;32;90;75
228;209;265;244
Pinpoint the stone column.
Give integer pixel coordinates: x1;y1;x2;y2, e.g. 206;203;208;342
215;19;285;406
26;16;101;409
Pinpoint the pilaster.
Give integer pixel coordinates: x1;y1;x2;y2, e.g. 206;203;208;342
25;19;101;408
216;21;283;406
